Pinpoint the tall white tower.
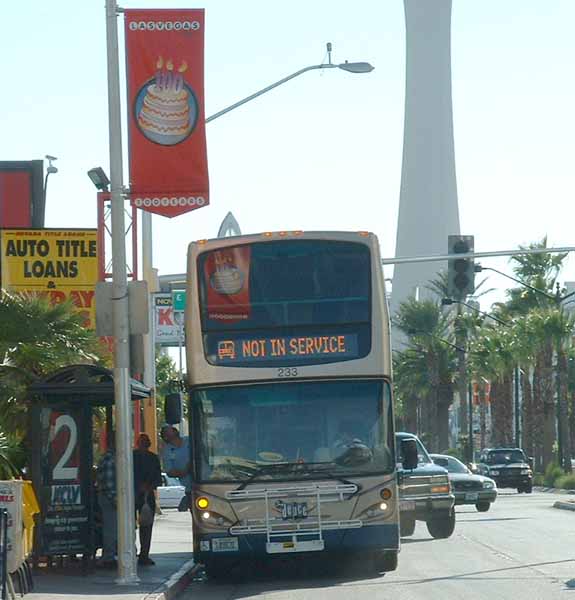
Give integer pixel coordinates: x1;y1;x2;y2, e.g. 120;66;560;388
390;0;460;317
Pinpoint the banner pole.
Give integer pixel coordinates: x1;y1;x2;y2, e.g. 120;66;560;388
105;0;139;585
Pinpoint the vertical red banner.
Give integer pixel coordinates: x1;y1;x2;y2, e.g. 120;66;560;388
204;247;252;322
124;9;209;218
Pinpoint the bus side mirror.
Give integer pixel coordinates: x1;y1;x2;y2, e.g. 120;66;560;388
164;392;182;425
401;439;418;471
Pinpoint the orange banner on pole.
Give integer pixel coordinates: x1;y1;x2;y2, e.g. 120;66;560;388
125;9;209;218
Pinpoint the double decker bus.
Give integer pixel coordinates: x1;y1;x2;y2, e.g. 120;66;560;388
184;231;399;576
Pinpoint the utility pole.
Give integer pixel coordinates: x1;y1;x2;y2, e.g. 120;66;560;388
105;0;138;584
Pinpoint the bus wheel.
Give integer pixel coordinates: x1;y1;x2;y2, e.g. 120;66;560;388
400;515;416;537
426;510;455;539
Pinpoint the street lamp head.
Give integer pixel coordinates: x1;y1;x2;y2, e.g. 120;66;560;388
441;298;455;306
87;167;111;192
45;155;58;175
337;61;374;74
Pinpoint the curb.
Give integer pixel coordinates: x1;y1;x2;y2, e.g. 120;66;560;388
144;560;201;600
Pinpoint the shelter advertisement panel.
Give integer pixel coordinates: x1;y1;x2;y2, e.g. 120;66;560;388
0;229;98;329
124;9;209;218
33;405;93;557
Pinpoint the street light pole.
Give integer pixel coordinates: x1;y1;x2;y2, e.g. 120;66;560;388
105;0;138;584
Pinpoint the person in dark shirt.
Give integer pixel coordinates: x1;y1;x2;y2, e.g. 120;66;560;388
133;433;162;566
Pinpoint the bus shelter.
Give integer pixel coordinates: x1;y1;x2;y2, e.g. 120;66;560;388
28;364;150;564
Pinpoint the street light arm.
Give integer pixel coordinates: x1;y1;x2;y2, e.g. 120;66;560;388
478;266;556;301
206;63;337;123
442;298;509;327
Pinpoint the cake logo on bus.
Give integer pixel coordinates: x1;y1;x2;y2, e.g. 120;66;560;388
204;247;252;322
134;56;199;146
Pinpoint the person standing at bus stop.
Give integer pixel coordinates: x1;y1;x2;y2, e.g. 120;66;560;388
160;425;192;509
133;433;162;566
96;436;117;568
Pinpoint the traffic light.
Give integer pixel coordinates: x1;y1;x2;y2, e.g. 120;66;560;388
447;235;475;299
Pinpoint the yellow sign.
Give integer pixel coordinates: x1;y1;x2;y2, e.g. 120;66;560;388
0;229;98;329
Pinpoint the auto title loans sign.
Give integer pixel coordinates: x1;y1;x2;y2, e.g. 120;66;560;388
0;229;98;328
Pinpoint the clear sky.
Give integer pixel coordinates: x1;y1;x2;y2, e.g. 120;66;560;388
4;0;575;309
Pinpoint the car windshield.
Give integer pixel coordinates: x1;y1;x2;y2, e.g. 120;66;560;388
486;450;526;464
444;457;470;474
194;379;394;482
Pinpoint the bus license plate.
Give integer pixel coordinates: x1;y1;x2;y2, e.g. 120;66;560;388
212;537;239;553
282;502;308;520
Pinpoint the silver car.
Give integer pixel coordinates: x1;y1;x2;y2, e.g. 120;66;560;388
158;473;186;509
431;454;497;513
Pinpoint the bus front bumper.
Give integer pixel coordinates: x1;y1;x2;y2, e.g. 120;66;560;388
195;523;399;562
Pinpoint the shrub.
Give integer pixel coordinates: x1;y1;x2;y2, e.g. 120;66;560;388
533;473;545;487
544;462;564;487
444;448;464;461
555;474;575;490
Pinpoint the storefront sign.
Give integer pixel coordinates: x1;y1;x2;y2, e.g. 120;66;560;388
0;229;98;329
124;9;209;217
154;293;184;346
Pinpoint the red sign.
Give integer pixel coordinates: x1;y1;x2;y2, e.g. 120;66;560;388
204;247;251;322
0;170;31;227
124;9;209;218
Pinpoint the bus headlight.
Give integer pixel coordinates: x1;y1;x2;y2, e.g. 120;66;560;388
358;502;393;521
196;510;235;528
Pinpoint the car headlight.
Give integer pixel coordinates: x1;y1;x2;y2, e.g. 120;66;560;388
489;470;499;476
483;481;495;489
521;469;532;475
431;484;451;494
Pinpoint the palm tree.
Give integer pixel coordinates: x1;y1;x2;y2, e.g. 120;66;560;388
393;298;456;451
0;290;108;438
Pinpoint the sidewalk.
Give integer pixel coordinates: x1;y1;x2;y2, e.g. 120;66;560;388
27;510;199;600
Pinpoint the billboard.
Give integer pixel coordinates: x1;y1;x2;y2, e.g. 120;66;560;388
0;161;45;228
0;229;98;329
124;9;209;218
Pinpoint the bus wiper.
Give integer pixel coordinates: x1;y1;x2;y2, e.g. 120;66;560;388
294;462;356;487
236;461;356;490
236;462;296;490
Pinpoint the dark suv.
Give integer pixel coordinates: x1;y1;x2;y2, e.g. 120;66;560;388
477;448;533;493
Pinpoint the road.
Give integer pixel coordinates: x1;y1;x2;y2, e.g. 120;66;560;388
181;490;575;599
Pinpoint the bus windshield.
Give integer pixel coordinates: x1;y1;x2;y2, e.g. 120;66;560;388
194;379;393;483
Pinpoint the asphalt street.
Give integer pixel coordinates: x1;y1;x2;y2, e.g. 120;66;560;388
181;490;575;599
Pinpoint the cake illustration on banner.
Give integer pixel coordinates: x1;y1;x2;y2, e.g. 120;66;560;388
135;57;199;146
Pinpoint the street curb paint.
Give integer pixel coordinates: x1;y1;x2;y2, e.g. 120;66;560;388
144;560;201;600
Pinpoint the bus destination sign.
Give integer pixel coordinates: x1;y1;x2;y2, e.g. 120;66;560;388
213;333;359;365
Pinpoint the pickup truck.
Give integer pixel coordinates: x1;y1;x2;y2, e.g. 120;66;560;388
396;432;456;538
476;447;533;493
